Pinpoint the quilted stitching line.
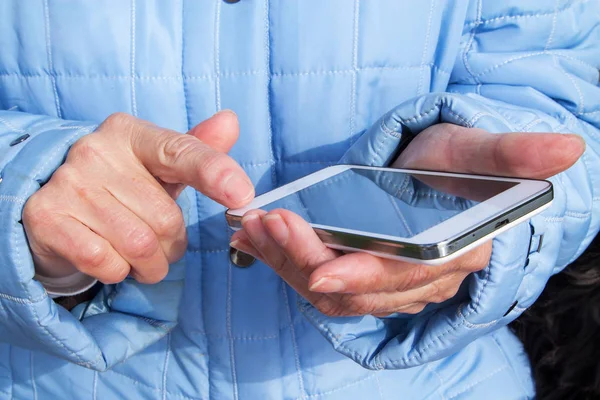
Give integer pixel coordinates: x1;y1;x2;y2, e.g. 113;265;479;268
462;0;482;84
193;332;279;341
282;282;306;398
374;373;385;400
490;335;530;397
92;371;98;400
301;373;376;399
214;0;222;111
0;196;26;205
473;51;546;80
106;369;203;400
181;0;190;131
347;0;360;146
565;210;591;219
30;352;38;400
446;109;471;127
467;50;597;84
467;111;493;127
581;110;600;116
520;118;543;132
446;366;508;400
130;0;138;116
0;116;27;135
463;0;590;28
161;333;171;400
0;65;453;81
0;291;46;304
264;0;276;189
553;56;585;115
544;0;561;51
425;363;446;400
42;0;61;118
417;0;435;95
457;304;498;329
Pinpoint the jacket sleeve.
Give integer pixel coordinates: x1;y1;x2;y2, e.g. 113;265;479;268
0;111;187;371
297;0;600;369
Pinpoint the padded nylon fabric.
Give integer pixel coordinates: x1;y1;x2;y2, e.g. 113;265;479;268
0;1;599;399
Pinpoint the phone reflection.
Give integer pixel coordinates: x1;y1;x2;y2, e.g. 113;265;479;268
259;168;517;239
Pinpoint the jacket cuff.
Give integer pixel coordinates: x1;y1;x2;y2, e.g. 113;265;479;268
298;92;562;369
0;112;187;370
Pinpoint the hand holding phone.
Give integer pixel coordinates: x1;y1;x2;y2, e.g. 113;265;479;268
227;126;584;317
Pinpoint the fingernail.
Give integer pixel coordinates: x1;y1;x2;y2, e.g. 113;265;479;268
216;109;237;117
567;134;586;148
262;214;288;246
241;213;259;225
224;173;254;204
230;240;242;250
309;277;346;293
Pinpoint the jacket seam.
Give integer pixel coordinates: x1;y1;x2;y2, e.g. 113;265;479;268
463;0;591;29
446;366;509;400
42;0;61;118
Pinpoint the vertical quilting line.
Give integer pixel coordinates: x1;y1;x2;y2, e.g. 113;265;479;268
264;0;276;187
374;373;385;400
226;257;239;400
214;0;222;111
282;282;306;399
417;0;435;96
181;0;191;131
544;0;561;51
462;0;482;84
130;0;138;116
30;352;37;400
92;371;98;400
553;55;585;115
348;0;360;145
161;333;171;400
43;0;62;118
425;363;447;400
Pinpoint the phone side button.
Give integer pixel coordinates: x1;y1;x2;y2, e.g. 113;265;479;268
230;247;256;268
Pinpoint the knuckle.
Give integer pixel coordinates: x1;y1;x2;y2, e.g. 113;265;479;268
314;297;343;318
166;236;188;264
427;282;445;303
125;227;160;260
103;112;136;130
77;241;112;270
201;153;232;181
443;285;461;301
69;136;103;163
101;264;130;285
136;267;168;285
401;304;427;315
22;195;55;230
153;203;184;238
50;164;82;188
346;296;377;316
400;265;430;291
160;134;201;168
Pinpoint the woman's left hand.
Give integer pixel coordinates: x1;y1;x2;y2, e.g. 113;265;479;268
231;125;585;316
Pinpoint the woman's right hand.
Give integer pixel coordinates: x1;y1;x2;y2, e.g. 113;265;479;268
23;111;254;284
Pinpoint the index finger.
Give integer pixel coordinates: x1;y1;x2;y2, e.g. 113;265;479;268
130;125;254;208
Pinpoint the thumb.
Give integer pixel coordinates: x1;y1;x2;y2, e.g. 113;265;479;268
394;125;586;179
187;109;239;153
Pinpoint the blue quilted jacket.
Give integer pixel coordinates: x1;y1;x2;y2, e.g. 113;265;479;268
1;1;599;399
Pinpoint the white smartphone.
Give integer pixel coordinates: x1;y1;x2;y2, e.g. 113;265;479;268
226;165;553;265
